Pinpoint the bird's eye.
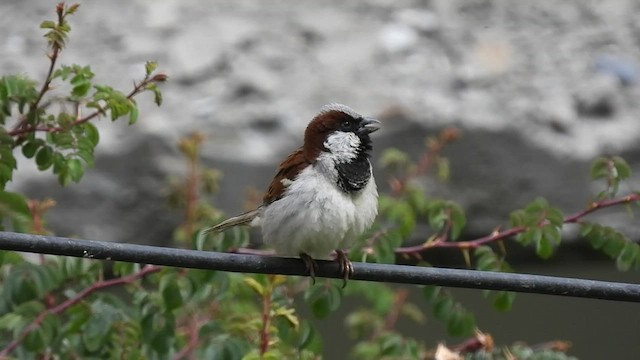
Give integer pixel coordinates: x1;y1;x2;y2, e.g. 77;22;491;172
341;120;352;129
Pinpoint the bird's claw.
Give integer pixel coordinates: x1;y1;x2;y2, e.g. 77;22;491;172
300;253;318;285
335;250;353;288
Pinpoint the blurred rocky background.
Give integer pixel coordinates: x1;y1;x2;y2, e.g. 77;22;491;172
2;0;639;357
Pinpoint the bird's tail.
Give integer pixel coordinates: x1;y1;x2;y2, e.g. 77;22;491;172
203;208;261;234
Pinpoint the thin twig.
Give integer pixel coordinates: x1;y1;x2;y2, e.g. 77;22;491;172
0;264;161;357
374;288;409;339
259;283;272;356
10;5;65;137
172;316;201;360
390;128;459;195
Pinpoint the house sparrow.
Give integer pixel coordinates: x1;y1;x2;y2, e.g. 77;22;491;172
205;104;380;285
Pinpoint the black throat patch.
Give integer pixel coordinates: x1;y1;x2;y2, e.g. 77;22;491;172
335;155;371;192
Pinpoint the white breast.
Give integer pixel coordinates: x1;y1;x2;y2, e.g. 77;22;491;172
261;161;378;259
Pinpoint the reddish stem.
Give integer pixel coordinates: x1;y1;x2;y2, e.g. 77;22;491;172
259;288;272;356
172;316;201;360
0;265;161;357
367;288;409;341
390;128;459;196
383;289;409;332
184;155;199;242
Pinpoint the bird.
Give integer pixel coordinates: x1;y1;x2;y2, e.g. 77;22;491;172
205;103;380;285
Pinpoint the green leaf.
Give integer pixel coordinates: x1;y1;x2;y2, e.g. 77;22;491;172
24;328;47;352
380;333;404;356
616;242;638;272
13;300;45;317
388;202;415;237
21;140;42;158
162;281;183;311
151;318;176;354
436;157;450;182
536;236;554;259
405;187;428;215
612;156;631;180
379;148;411;170
587;225;606;249
401;303;426;324
449;203;466;240
0;146;16;188
129;102;139;124
83;314;109;352
84;122;100;146
579;222;594;237
66;158;84;182
40;20;56;29
518;227;541;246
475;246;498;270
0;163;14;189
145;61;158;76
352;343;381;359
304;283;342;319
427;203;448;230
145;83;162;106
0;128;14;144
493;291;516;311
602;231;625;258
35;146;54;170
590;157;610;180
432;297;453;321
546;207;564;227
446;309;475;337
525;197;549;214
423;285;440;302
243;276;265;296
0;190;30;217
542;224;561;245
112;261;140;277
373;230;399;263
509;209;526;227
0;313;26;332
71;80;91;98
76;149;95;168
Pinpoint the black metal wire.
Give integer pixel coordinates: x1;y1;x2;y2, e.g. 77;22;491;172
0;231;638;302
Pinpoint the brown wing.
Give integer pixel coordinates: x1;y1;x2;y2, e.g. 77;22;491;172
263;147;310;204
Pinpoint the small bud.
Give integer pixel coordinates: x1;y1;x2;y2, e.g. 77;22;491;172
151;73;168;82
441;127;461;142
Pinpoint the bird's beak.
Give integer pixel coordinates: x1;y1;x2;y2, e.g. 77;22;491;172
359;117;381;135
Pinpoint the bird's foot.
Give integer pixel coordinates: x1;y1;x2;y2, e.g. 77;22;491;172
335;250;353;288
299;252;318;285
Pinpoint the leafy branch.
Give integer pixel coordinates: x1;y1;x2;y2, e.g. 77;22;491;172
385;127;460;195
8;70;166;137
394;192;640;255
0;2;166;192
0;264;161;357
10;3;75;138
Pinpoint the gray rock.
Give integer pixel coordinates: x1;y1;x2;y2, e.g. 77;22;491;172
574;73;620;118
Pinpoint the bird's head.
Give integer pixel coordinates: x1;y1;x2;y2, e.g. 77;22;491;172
303;104;381;163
